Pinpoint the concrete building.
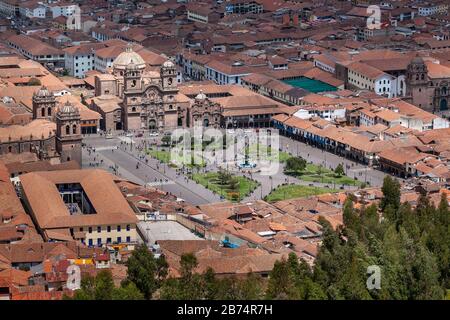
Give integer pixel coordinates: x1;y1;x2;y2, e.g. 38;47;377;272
18;2;46;19
347;62;396;98
64;44;105;78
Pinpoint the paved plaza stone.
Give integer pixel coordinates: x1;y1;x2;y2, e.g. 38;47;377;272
82;131;387;204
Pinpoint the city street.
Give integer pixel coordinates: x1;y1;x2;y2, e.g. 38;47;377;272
82;134;222;205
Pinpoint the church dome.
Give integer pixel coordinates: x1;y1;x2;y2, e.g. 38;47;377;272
410;55;425;64
59;101;78;114
163;60;175;68
195;90;207;101
35;86;51;97
113;45;146;70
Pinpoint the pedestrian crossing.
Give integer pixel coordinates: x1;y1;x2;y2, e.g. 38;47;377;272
118;137;135;144
349;167;372;173
94;146;118;151
145;180;176;187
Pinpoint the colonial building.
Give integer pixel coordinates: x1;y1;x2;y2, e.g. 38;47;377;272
405;56;450;114
0;87;82;166
190;91;223;128
94;45;189;131
19;169;138;247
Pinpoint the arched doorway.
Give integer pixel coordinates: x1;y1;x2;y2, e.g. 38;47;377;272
203;118;209;127
440;98;448;111
149;119;156;130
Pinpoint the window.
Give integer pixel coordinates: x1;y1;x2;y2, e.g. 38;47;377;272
97;226;101;233
88;227;92;233
66;125;70;135
48;107;52;116
126;224;130;231
117;225;121;232
72;124;77;134
107;238;112;244
107;226;111;232
88;239;93;246
117;237;122;243
97;238;102;246
126;236;131;243
80;227;83;232
41;108;45;117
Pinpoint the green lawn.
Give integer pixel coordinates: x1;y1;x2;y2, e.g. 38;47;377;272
192;172;259;202
147;148;205;168
285;162;363;187
147;149;171;163
265;184;338;202
246;144;291;163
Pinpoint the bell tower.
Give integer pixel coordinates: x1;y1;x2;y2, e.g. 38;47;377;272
161;60;177;91
32;86;56;120
124;63;143;92
56;101;82;165
405;56;432;110
406;56;429;86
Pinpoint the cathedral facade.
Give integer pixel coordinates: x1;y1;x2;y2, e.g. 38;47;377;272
95;46;190;132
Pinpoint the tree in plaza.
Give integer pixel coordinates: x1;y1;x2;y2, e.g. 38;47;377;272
334;163;345;177
125;244;168;299
217;169;231;185
316;164;323;179
228;176;240;191
161;134;171;146
284;157;307;173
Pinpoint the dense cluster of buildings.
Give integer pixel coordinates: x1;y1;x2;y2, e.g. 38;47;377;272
1;0;450;299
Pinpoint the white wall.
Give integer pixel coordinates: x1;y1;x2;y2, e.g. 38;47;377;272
65;53;95;78
374;75;395;98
